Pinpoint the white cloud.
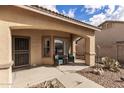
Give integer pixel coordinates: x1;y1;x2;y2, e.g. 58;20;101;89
105;5;115;15
82;20;90;24
112;6;124;20
62;8;77;18
89;13;106;26
88;5;124;26
39;5;58;13
84;5;104;14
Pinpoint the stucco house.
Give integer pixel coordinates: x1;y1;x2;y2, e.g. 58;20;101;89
95;21;124;63
0;5;101;87
76;20;124;64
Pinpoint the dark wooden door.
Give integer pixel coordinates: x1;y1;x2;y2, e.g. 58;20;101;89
12;36;30;67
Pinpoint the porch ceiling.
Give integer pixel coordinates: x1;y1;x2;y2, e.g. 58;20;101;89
10;26;93;38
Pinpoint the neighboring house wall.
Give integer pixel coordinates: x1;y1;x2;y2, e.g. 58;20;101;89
77;21;124;63
95;22;124;63
76;38;85;59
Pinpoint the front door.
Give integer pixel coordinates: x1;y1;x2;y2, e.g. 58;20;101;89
54;39;64;55
54;38;69;55
12;36;30;67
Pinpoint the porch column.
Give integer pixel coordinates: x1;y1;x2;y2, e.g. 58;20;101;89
85;36;95;66
72;40;76;61
70;34;76;61
51;35;54;65
70;34;73;54
0;25;12;87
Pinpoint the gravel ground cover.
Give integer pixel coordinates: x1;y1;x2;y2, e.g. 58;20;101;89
29;78;65;88
77;67;124;88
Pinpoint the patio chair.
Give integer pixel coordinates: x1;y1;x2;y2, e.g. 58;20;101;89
54;55;64;65
68;54;74;63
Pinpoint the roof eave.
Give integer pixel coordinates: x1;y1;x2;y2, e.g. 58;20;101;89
98;20;124;27
14;5;101;32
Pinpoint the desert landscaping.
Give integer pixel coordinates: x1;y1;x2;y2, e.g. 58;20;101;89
77;57;124;88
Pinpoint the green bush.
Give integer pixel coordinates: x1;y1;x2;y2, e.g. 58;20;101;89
101;57;120;72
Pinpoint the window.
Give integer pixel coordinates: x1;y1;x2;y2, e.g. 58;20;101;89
43;36;51;57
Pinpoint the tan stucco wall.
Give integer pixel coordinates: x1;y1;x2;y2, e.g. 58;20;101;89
96;22;124;62
0;67;12;88
11;29;71;65
96;23;124;45
0;24;12;66
0;23;12;87
97;45;117;59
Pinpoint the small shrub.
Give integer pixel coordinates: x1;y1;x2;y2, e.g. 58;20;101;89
101;57;120;72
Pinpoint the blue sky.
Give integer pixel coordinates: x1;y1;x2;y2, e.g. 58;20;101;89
41;5;124;26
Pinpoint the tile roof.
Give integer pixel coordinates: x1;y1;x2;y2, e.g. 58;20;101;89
25;5;101;31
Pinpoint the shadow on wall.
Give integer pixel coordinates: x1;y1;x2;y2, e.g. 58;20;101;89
76;38;85;60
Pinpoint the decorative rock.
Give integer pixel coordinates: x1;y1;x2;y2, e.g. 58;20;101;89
53;83;59;88
78;65;124;88
51;79;57;85
29;78;65;88
120;77;124;81
44;81;51;88
92;69;99;74
92;68;104;75
97;68;104;75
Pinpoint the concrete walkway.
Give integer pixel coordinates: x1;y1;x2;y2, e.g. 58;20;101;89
12;66;64;87
57;73;103;88
12;61;104;88
57;63;89;73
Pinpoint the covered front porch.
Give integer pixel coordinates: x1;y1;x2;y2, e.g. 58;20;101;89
11;28;91;68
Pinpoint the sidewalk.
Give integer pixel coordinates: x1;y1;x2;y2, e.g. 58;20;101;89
12;66;64;87
12;64;104;88
56;72;103;88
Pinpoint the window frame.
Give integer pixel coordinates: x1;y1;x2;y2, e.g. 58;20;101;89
42;36;51;57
